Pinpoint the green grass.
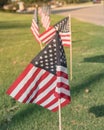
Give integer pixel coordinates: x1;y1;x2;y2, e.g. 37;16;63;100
0;11;104;130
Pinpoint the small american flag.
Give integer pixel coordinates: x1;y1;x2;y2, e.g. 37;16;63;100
55;17;71;47
40;6;51;30
31;8;41;44
6;33;71;112
38;7;42;18
39;17;71;47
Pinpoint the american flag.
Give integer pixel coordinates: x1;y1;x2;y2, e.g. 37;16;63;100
54;17;71;47
39;17;71;47
40;6;51;30
6;33;71;112
31;8;41;44
38;7;42;16
39;26;56;44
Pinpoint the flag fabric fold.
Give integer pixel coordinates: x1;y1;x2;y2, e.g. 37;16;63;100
39;6;51;30
31;8;71;47
31;8;41;44
39;26;56;44
54;16;71;47
6;33;71;112
39;17;71;47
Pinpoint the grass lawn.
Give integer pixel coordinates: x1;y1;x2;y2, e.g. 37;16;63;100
0;11;104;130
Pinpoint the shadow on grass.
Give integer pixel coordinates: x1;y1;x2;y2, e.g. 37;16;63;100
0;104;46;130
89;105;104;117
71;72;104;97
84;55;104;63
1;71;104;129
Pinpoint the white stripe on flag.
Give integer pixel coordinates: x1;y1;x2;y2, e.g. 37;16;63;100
26;73;55;103
57;66;68;74
48;98;66;111
18;68;46;102
55;87;70;96
34;79;56;103
39;27;56;43
10;66;37;98
31;27;40;42
40;95;55;107
31;22;39;35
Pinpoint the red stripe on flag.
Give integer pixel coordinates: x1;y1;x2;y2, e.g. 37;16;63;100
59;93;70;100
43;16;50;30
31;19;41;44
32;19;39;31
39;26;56;43
44;98;58;109
23;71;51;103
63;44;71;47
14;67;42;100
57;71;68;79
36;89;55;105
31;29;40;43
57;82;69;90
31;76;56;103
52;98;71;112
6;64;33;95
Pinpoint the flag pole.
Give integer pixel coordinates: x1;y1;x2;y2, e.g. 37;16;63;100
58;99;62;130
69;14;72;80
39;41;43;50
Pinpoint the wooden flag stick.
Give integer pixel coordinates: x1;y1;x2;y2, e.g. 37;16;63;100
39;42;43;50
70;43;72;80
69;15;72;80
58;99;62;130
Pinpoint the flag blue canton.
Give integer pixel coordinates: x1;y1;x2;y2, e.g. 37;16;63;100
54;17;69;33
31;33;67;75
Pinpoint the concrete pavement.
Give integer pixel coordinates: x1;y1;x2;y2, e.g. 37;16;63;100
52;3;104;26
